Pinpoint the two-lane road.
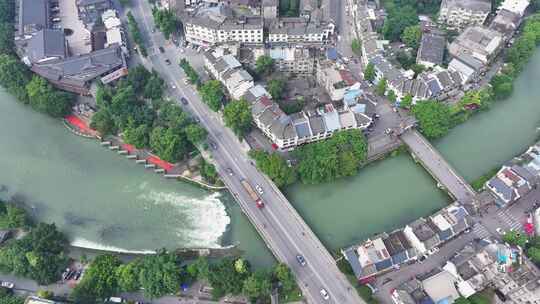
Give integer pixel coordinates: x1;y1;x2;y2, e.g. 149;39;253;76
128;1;363;303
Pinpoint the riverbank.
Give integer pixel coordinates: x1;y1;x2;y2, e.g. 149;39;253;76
63;112;226;191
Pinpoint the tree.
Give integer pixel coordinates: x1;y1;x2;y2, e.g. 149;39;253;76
138;250;182;298
376;78;387;96
143;73;165;100
242;270;272;301
528;247;540;264
36;290;54;300
75;254;121;300
0;23;14;54
123;119;150;148
255;55;275;76
0;203;31;229
207;258;249;298
152;8;177;40
199;80;224;112
185;124;207;145
411;100;452;139
115;260;140;292
26;76;73;117
382;6;419;41
186;256;210;280
502;230;528;247
91;108;117;136
387;90;397;103
150;126;189;163
200;159;219;184
267;78;286;100
274;263;296;294
249;150;297;187
234;258;249;274
490;73;514;100
364;63;376;82
401;25;422;50
179;59;200;85
223;99;253;137
294;130;368;184
400;94;413;109
351;39;362;56
0;54;31;102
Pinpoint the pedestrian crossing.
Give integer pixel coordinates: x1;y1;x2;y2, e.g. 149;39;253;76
497;209;522;231
473;224;491;239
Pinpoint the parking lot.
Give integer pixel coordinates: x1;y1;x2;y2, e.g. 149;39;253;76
57;0;92;55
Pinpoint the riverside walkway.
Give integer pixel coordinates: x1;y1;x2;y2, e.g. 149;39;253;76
400;129;476;203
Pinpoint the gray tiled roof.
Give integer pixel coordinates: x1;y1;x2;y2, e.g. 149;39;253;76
309;116;326;134
27;29;66;63
417;33;445;66
487;177;514;202
20;0;49;33
441;0;491;12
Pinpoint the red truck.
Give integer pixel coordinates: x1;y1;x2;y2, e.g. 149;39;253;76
241;180;264;208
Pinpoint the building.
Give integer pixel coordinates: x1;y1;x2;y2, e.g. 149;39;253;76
181;5;264;46
449;26;504;65
316;62;359;101
417;33;446;68
266;47;317;75
77;0;113;28
489;9;523;39
422;270;461;304
25;297;66;304
267;17;333;44
17;0;50;38
31;45;128;95
222;69;254;99
448;54;485;84
438;0;491;30
497;0;530;16
486;165;533;206
23;29;67;64
403;218;441;256
428;203;470;242
262;0;278;19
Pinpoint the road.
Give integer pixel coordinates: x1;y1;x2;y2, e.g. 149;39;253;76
400;130;476;203
129;0;363;303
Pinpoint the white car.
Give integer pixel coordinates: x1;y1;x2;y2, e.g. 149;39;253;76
255;184;264;195
1;281;14;289
496;228;505;235
320;288;330;300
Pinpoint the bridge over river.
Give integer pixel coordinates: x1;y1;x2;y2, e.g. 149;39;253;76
400;130;477;203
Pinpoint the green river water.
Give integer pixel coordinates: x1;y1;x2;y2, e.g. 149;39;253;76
1;49;540;268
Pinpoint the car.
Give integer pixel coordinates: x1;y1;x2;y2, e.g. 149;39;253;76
195;117;201;123
418;255;427;264
165;59;171;65
159;46;165;53
226;168;234;176
320;288;330;300
0;281;14;289
183;79;189;85
209;141;218;150
255;184;263;195
496;227;505;235
296;254;306;266
181;97;188;105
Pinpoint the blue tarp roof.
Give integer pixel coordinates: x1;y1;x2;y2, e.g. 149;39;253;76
327;48;338;60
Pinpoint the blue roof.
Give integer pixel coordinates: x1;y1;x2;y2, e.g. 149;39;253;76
322;110;341;132
344;89;362;105
343;247;364;279
436;297;451;304
488;177;514;202
327;48;338;60
427;79;441;95
351;104;367;114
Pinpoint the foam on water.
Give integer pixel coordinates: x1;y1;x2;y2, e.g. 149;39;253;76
138;190;231;248
71;237;156;254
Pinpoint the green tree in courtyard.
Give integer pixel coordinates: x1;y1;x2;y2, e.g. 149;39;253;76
255;55;274;76
267;78;286;100
401;25;422;50
364;63;376;82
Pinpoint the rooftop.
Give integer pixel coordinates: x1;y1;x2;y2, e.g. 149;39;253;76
417;33;446;66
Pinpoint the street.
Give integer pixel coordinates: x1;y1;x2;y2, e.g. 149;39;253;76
127;0;363;303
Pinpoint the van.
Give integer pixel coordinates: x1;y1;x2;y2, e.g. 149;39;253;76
52;17;61;23
107;297;124;303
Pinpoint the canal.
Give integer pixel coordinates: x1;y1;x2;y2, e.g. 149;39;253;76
1;49;539;268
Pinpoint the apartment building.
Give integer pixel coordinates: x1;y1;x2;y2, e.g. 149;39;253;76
266;47;317;75
448;26;504;65
316;62;359;101
182;5;263;46
438;0;491;30
267;17;333;44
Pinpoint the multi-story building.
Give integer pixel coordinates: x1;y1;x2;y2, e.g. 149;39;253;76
181;5;264;46
265;47;317;75
438;0;491;30
316;61;358;101
497;0;530;16
416;33;446;68
267;17;333;44
262;0;278;19
17;0;50;39
449;26;504;65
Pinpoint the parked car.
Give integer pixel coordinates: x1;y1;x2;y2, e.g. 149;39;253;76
164;59;171;65
296;254;306;266
159;46;165;53
0;281;14;289
181;97;188;105
209;141;218;150
226;168;234;176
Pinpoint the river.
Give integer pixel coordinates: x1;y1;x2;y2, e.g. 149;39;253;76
1;49;539;269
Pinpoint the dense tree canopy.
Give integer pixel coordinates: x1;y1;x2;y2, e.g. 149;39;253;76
26;76;74;117
249;150;297;187
375;78;387;96
364;63;376;82
255;55;275;76
490;73;514;100
150;126;189;162
199;80;224;112
294;130;368;184
152;8;177;40
0;202;31;229
223;99;253;137
138;251;184;298
0;54;31;102
267;78;286;100
243;270;272;301
401;25;422;50
411;100;452;139
382;5;419;42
